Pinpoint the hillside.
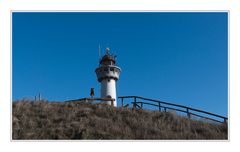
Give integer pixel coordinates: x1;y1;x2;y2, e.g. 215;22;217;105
12;100;228;140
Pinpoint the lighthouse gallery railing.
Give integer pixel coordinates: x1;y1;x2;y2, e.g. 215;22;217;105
118;96;228;124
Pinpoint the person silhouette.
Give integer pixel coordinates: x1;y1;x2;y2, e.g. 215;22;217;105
90;88;94;98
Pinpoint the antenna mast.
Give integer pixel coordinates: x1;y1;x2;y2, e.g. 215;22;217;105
106;47;110;55
98;44;101;60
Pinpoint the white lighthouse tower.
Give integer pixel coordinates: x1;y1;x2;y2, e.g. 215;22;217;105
95;47;121;107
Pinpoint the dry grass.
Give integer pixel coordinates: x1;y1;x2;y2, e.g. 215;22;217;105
12;100;228;140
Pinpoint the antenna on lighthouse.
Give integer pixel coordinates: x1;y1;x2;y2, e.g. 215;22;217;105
98;44;101;60
106;47;110;55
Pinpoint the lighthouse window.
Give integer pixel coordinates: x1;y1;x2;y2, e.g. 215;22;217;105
104;68;108;72
108;79;110;82
110;68;114;71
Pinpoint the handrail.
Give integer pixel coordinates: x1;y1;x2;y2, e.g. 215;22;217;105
134;101;223;123
119;96;228;123
66;97;115;106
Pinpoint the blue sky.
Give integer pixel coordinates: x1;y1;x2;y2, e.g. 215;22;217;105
12;12;228;117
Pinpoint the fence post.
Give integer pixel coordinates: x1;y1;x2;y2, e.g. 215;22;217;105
187;108;191;119
134;97;136;108
164;107;167;112
224;118;227;124
38;93;41;101
111;100;113;107
141;102;143;109
158;102;161;112
121;98;124;107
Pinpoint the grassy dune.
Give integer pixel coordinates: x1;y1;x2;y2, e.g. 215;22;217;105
12;100;228;140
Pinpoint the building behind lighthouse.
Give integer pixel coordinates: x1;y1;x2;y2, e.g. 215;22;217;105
95;48;121;107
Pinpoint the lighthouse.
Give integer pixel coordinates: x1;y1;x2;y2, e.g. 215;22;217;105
95;47;121;107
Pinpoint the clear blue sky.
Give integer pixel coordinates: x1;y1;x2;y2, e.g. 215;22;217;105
12;12;228;117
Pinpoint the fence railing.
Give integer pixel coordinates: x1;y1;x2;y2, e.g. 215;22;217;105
66;97;115;106
118;96;228;124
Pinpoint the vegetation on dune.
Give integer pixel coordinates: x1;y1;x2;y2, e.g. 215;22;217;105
12;100;228;140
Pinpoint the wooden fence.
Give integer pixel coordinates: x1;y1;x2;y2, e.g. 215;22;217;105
118;96;227;123
66;97;115;106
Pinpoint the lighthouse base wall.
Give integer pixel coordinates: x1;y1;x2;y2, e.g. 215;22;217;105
101;79;117;107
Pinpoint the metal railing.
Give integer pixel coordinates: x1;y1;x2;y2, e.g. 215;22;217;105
118;96;228;123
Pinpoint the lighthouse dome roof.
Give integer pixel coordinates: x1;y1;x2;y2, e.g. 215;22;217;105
100;54;116;65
